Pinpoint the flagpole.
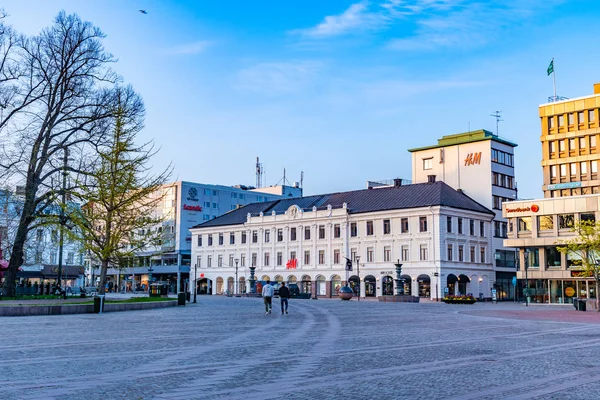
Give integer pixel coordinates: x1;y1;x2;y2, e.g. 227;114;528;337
552;57;557;100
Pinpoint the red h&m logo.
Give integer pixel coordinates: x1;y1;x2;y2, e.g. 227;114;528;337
464;152;482;166
286;259;297;269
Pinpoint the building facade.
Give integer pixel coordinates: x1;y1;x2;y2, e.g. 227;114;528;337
190;181;495;300
409;129;518;299
91;181;302;292
502;195;599;304
540;83;600;198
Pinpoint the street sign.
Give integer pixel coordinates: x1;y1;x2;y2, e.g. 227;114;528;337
444;287;449;293
492;289;497;301
512;276;517;286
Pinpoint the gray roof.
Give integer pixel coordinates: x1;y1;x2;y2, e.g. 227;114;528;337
192;181;494;229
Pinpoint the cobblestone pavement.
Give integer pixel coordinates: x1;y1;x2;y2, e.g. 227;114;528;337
2;297;600;400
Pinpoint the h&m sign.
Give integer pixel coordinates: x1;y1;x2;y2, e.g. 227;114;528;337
464;152;482;166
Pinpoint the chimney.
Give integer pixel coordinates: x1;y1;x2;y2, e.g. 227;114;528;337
427;175;436;183
595;83;600;95
393;178;402;187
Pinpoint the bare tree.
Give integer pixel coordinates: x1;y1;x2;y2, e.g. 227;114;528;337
1;12;118;296
67;86;170;295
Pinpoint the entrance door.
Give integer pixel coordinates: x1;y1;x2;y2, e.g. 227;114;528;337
382;276;394;295
364;276;376;297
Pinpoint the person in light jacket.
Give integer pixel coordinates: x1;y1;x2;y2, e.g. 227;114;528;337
262;280;274;314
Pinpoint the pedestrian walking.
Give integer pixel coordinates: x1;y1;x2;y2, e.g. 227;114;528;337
262;280;274;314
279;282;290;315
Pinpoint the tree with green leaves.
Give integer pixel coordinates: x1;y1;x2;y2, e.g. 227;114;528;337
557;220;600;312
67;86;170;295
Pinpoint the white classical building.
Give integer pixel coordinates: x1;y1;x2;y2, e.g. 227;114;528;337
190;180;496;300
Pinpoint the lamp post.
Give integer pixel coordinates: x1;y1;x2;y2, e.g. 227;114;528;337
355;255;360;301
148;266;154;293
234;258;239;296
193;263;197;303
524;250;529;307
434;272;439;302
57;147;69;299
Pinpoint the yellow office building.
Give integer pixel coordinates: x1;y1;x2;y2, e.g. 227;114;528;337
541;83;600;197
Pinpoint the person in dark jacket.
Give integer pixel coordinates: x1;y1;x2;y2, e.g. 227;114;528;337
279;282;290;315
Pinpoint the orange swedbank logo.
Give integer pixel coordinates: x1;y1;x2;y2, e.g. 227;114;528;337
506;204;539;213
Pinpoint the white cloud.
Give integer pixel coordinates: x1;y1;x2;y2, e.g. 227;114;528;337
167;40;212;55
234;61;323;96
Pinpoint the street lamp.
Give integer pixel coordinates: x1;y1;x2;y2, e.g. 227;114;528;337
234;258;239;296
355;255;361;301
193;263;198;303
148;266;154;293
523;250;529;307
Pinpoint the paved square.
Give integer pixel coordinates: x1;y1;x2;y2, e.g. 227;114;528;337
1;297;600;399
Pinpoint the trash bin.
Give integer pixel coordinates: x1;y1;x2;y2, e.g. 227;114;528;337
186;292;191;301
93;295;105;313
573;298;579;310
579;299;587;312
177;292;186;306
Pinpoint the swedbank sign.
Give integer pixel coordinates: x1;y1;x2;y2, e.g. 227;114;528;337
506;204;539;213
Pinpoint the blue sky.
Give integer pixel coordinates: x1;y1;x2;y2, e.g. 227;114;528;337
3;0;600;199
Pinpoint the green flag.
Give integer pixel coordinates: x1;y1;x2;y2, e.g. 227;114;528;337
547;59;554;76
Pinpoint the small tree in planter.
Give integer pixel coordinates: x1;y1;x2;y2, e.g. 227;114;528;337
557;220;600;312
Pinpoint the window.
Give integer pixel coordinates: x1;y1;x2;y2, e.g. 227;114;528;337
545;247;561;268
318;225;325;239
538;215;553;231
212;190;218;196
559;140;565;151
548;116;554;128
518;217;532;232
252;231;258;243
229;255;234;267
401;245;409;261
446;216;452;233
251;253;257;267
383;219;391;234
229;232;235;245
479;221;485;237
589;110;596;122
350;223;357;237
558;115;564;127
197;235;202;247
480;247;486;263
318;250;325;264
207;256;212;268
264;252;270;266
366;221;374;236
570;163;577;176
212;203;218;209
264;230;270;243
470;246;475;262
204;201;210;208
447;244;453;261
218;233;223;245
305;227;311;240
469;219;474;235
204;188;211;195
401;218;409;233
334;224;341;238
495;250;516;268
581;213;596;223
277;229;283;242
290;251;296;261
591;135;597;148
241;254;245;267
419;216;428;232
241;231;247;244
384;246;391;262
458;218;463;234
304;251;310;265
581;162;588;175
579;111;585;124
419;244;428;261
458;245;464;261
367;247;374;262
208;234;213;246
568;113;574;125
560;164;567;177
290;228;297;241
558;214;574;229
334;249;340;264
593;161;598;174
549;141;556;152
550;165;557;178
232;192;237;199
423;158;433;170
351;248;357;262
217;255;222;267
277;252;282;266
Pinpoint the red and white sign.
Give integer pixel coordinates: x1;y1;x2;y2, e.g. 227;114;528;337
506;204;539;213
183;204;202;211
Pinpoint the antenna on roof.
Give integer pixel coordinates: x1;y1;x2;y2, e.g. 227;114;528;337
490;111;503;135
255;157;263;188
300;171;304;189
